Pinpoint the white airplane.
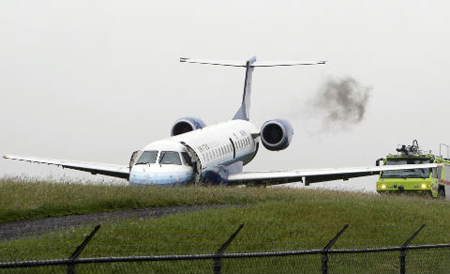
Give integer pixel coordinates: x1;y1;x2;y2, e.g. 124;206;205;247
3;57;440;186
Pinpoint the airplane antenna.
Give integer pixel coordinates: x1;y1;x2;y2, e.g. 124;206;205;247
180;57;326;121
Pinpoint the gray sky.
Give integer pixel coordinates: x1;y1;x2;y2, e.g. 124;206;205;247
1;0;450;191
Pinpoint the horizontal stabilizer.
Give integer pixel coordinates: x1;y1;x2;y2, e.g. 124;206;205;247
180;58;326;68
180;58;247;67
252;60;326;67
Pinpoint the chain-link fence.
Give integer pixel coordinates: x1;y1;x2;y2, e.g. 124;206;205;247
1;223;450;273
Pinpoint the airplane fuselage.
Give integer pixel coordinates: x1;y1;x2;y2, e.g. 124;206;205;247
129;120;260;185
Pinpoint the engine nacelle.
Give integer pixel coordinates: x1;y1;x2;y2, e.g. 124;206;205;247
171;116;206;137
260;119;294;151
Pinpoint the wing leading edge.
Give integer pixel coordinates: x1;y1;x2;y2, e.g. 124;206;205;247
227;163;441;186
3;154;130;179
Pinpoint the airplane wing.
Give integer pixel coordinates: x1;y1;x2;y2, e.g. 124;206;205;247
227;163;440;186
3;154;130;179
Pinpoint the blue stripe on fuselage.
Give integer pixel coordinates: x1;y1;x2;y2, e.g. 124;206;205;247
130;171;194;186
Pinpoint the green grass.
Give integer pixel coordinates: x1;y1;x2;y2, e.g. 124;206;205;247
2;177;450;273
0;176;302;223
2;176;450;226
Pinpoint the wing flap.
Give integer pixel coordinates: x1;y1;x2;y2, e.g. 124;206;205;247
3;154;130;180
227;163;440;186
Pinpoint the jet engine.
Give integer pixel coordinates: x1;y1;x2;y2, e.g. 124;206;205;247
260;119;293;151
171;117;206;137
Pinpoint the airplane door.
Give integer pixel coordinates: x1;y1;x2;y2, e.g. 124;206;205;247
180;142;202;185
229;138;236;159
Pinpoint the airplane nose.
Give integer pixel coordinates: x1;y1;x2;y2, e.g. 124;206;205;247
129;165;194;186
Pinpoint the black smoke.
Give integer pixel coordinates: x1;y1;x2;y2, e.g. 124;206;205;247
311;76;371;131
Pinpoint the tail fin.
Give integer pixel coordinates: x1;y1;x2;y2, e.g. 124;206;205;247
233;56;256;121
180;57;326;121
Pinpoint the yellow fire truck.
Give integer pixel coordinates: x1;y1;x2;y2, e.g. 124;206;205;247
376;140;450;198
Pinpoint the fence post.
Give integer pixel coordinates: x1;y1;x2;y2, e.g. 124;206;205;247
321;224;349;274
399;224;425;274
67;224;101;274
213;224;244;274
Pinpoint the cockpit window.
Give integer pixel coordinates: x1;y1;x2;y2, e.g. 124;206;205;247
135;150;158;165
160;151;182;165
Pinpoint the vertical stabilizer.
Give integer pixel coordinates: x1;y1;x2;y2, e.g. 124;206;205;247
232;56;256;121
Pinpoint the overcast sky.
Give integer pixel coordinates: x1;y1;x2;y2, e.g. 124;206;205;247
1;1;450;191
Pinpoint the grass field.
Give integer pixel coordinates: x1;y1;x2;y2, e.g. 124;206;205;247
2;177;450;273
0;176;308;223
